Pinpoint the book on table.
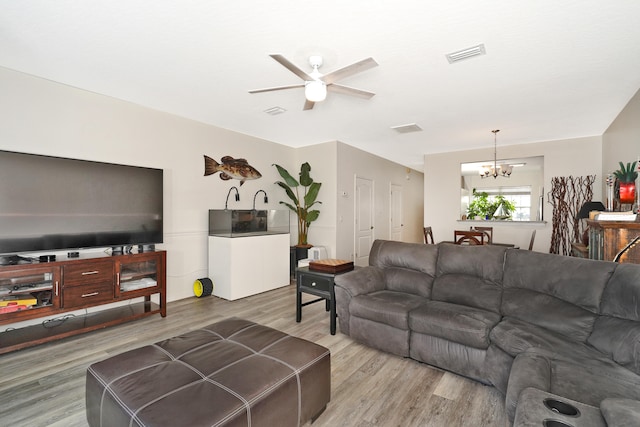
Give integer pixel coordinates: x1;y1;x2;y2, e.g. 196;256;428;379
595;211;637;221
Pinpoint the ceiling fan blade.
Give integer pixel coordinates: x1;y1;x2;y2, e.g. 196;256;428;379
303;99;315;110
328;84;376;99
321;57;378;84
270;54;314;81
248;83;304;94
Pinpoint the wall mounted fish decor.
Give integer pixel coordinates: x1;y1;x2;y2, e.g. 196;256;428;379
204;155;262;186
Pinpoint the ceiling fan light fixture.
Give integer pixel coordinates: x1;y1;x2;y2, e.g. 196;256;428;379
305;80;327;102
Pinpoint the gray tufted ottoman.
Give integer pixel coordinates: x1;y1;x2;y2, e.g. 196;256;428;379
86;318;331;426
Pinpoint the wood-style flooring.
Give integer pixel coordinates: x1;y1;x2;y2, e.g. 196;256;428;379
0;282;507;427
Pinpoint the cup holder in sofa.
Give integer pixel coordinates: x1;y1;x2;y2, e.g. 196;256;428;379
543;398;580;417
543;420;574;427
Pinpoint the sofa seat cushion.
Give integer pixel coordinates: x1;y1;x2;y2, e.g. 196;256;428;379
506;349;640;421
349;290;425;330
409;300;501;349
490;317;608;363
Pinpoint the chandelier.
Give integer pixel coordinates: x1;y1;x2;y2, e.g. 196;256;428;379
480;129;513;179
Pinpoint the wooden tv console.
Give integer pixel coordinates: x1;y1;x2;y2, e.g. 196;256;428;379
0;250;166;354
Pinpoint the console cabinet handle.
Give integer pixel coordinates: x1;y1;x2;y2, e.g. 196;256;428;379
81;270;99;276
81;292;100;298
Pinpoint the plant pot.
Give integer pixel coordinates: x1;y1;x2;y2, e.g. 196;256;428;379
619;182;636;204
295;246;311;262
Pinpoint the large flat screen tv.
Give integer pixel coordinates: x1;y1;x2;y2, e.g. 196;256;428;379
0;150;163;255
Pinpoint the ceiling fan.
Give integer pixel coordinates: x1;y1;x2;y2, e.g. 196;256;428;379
249;54;378;110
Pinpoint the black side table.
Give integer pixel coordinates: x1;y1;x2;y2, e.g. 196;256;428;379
296;266;349;335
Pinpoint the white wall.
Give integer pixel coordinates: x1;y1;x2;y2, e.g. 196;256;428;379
286;140;425;260
0;66;427;334
293;142;338;257
0;66;295;307
337;142;425;260
602;87;640;196
425;136;603;251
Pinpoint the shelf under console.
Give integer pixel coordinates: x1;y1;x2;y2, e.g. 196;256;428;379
0;301;161;354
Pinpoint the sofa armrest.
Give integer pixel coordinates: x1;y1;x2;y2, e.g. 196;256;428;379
334;266;385;336
505;351;552;422
601;398;640;426
334;266;385;297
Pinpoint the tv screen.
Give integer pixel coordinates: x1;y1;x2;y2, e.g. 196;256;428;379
0;150;163;255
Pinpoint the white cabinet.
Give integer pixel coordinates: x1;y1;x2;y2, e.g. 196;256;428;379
208;233;290;300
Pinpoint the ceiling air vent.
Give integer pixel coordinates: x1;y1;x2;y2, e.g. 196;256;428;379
391;123;423;134
446;44;486;64
264;106;286;116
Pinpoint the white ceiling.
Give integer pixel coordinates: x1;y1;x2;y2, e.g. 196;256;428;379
2;1;640;170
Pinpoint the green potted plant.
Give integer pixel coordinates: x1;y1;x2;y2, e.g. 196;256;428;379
613;161;638;204
467;189;491;219
467;190;516;220
273;162;322;247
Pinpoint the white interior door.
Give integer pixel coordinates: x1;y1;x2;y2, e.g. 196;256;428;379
390;183;403;241
354;176;374;266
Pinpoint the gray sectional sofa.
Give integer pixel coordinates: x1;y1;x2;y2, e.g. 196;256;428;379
334;239;640;426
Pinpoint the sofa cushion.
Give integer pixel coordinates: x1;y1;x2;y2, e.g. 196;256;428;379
501;250;614;342
588;315;640;375
370;239;438;276
490;317;608;363
503;250;614;312
501;288;597;342
384;267;434;298
431;244;507;313
409;300;501;349
367;239;438;297
587;263;640;376
349;290;425;330
599;262;640;321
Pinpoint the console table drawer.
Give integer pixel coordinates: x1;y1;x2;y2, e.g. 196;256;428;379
63;282;114;308
63;262;114;286
299;274;333;293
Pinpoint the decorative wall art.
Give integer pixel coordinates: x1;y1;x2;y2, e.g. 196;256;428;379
203;155;262;186
547;175;595;255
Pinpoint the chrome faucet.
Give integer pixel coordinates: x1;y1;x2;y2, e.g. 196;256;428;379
225;186;240;210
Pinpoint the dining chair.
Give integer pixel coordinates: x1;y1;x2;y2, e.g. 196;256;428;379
423;226;435;244
470;226;493;244
454;230;486;245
